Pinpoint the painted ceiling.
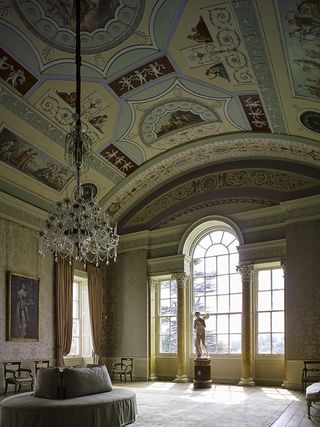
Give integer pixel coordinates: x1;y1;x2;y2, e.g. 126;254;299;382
0;0;319;232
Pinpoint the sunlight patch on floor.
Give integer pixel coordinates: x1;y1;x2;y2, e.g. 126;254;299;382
261;387;300;401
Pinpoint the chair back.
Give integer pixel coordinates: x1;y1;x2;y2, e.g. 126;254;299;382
34;360;50;375
4;361;21;376
121;358;133;372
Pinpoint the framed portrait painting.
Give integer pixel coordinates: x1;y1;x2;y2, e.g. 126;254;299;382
6;272;39;341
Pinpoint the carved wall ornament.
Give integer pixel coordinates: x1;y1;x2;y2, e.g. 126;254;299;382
236;264;254;281
126;169;318;226
100;144;139;176
181;2;254;85
104;136;320;218
239;94;271;132
232;0;287;133
109;56;175;96
0;47;38;95
172;273;189;288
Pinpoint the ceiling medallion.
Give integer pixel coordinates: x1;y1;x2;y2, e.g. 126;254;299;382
12;0;145;54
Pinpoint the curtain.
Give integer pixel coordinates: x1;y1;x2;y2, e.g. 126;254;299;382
56;257;73;367
87;263;103;364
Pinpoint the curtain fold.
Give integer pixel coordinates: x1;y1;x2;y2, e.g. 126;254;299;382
87;263;103;364
56;257;74;367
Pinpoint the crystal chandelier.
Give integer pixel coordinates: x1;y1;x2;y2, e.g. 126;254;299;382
38;1;119;266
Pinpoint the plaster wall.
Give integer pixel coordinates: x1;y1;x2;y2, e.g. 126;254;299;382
0;217;55;392
103;250;149;380
286;219;320;360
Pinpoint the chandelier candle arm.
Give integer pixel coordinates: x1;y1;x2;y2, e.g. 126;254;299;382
38;0;119;267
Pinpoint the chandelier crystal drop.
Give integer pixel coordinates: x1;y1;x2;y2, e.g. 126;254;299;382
38;1;119;266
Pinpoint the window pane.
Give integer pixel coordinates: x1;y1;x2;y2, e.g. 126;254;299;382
205;315;216;333
206;334;216;352
217;295;229;313
217;275;229;294
210;231;223;244
72;319;79;337
70;337;80;355
272;333;284;354
272;312;284;332
73;282;79;299
258;291;271;311
194;296;205;313
205;257;216;275
160;299;170;315
230;274;242;293
206;296;216;313
193;258;205;276
272;290;284;310
229;254;239;273
216;334;228;353
73;302;79;318
194;278;204;295
258;312;270;333
205;277;216;294
160;336;171;353
230;314;241;333
272;269;284;289
171;281;177;297
221;232;235;247
194;245;205;258
199;234;212;249
160;281;170;299
217;255;229;274
230;294;242;312
230;334;241;353
170;300;177;315
258;271;271;290
258;333;271;354
217;315;228;333
228;240;239;253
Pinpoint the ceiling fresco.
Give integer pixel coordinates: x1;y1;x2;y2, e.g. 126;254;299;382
0;0;319;231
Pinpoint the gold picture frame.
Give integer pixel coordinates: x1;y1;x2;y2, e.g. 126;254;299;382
6;272;39;341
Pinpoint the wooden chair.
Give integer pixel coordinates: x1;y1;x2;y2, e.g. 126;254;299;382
301;360;320;393
111;358;133;382
4;361;34;394
34;360;50;376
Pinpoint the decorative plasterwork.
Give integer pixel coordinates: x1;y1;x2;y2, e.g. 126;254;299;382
103;135;320;218
178;1;254;86
239;94;271;132
0;47;37;95
237;240;286;264
298;110;320;134
100;144;139;176
155;199;276;230
126;169;318;226
109;56;175;96
232;0;287;133
11;0;146;54
124;81;237;151
0;85;122;183
35;89;109;145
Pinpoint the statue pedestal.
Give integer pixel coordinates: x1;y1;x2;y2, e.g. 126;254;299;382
193;358;212;389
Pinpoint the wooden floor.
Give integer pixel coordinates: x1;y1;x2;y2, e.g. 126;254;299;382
271;394;320;426
1;386;319;426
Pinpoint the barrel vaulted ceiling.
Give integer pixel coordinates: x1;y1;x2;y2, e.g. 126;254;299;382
0;0;319;233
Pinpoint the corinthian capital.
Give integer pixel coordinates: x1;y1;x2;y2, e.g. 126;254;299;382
236;264;254;281
172;272;189;288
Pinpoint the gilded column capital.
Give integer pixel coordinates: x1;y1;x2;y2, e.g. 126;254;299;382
236;264;254;281
172;272;189;288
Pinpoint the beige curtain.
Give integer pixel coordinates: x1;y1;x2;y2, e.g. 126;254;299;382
87;263;103;364
56;257;74;367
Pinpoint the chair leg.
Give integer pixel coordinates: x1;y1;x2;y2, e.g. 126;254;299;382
18;384;21;393
307;400;311;419
4;382;8;394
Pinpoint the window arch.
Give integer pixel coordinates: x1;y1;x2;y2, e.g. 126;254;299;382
191;226;241;355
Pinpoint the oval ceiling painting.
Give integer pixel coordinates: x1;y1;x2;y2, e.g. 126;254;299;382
12;0;145;54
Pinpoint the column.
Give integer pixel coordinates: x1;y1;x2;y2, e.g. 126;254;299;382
237;264;255;386
281;260;288;388
148;277;158;381
173;273;189;383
